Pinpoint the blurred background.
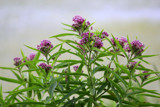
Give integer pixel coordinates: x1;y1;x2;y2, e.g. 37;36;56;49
0;0;160;104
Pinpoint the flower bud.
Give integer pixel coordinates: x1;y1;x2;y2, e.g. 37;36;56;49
37;40;53;56
13;57;22;66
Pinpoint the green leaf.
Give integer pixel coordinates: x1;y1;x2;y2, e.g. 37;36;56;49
24;45;39;51
9;102;50;106
112;35;128;60
62;23;75;29
57;60;84;64
111;85;122;106
49;81;57;97
53;72;88;77
11;70;22;81
0;67;17;71
129;87;160;95
0;76;24;84
139;93;160;98
130;54;158;61
49;49;70;61
0;84;7;107
20;49;25;58
101;95;136;106
50;33;79;38
142;77;160;87
59;85;86;104
97;82;108;95
8;86;41;96
108;67;128;88
108;78;125;97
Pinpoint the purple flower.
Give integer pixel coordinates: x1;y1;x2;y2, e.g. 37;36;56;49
39;63;52;74
81;32;94;37
127;61;140;69
72;23;82;29
131;40;144;49
73;65;79;71
27;53;36;60
79;32;94;45
111;37;119;46
119;37;128;48
101;32;109;38
142;71;150;80
124;44;130;52
94;37;103;49
111;37;127;48
72;15;85;24
125;40;144;55
13;57;22;66
86;21;90;26
37;40;53;56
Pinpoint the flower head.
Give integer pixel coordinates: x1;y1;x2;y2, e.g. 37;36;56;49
111;37;119;46
73;65;79;71
142;71;150;80
37;40;53;56
38;63;52;74
79;32;94;45
101;32;109;38
94;37;103;49
127;61;140;70
27;53;36;60
13;57;22;66
73;15;85;24
125;40;144;56
119;37;128;48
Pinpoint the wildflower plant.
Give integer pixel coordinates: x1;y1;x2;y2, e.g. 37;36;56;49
0;15;160;107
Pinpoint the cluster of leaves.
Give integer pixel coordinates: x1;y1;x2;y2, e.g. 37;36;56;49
0;16;160;107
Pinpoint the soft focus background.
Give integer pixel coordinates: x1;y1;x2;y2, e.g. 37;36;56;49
0;0;160;104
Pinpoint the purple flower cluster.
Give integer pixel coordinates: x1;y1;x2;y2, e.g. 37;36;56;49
73;15;85;24
73;65;79;71
37;40;53;56
72;15;92;32
27;53;36;60
142;71;150;80
111;37;127;48
125;40;144;55
13;57;22;66
111;37;119;46
79;32;94;45
127;61;140;70
94;37;103;49
101;32;109;39
78;32;103;50
39;63;52;73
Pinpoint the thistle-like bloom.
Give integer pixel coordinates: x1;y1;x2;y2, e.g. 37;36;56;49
39;63;52;74
27;53;36;60
131;40;144;53
13;57;22;66
81;32;94;37
73;15;85;24
101;32;109;38
79;32;94;45
37;40;53;56
111;37;127;48
125;40;144;55
73;65;79;71
94;37;103;49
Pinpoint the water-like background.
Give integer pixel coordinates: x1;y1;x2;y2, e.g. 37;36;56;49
0;0;160;103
